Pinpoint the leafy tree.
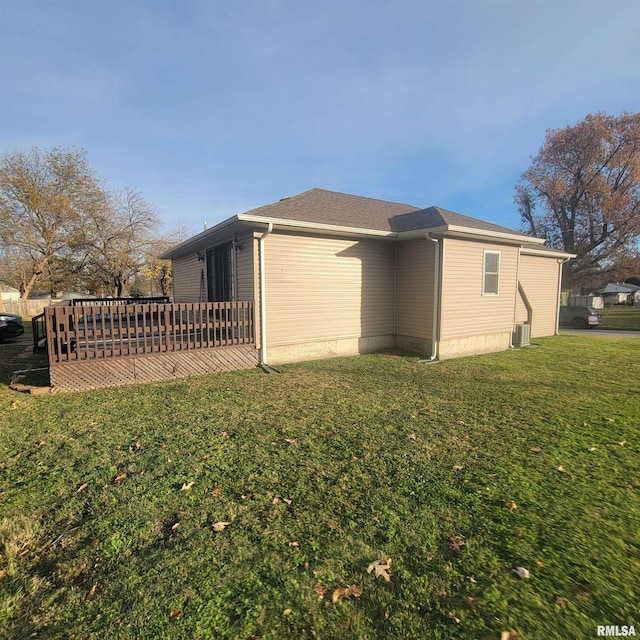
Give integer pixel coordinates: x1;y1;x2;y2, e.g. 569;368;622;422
516;112;640;288
0;147;107;299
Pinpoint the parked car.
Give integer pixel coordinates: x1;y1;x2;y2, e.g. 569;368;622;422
0;312;25;341
559;305;603;329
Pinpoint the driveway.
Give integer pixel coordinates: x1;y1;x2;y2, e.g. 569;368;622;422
559;329;640;339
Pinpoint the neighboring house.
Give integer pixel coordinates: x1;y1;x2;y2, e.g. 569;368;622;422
1;285;20;303
597;283;634;305
161;188;574;365
622;282;640;307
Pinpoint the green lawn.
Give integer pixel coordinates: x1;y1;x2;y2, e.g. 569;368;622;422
1;337;639;639
599;305;640;331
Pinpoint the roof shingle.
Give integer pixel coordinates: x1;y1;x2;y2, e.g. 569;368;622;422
244;188;523;236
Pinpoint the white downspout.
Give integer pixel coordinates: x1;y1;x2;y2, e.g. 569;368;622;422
425;232;440;361
259;223;273;365
555;257;571;335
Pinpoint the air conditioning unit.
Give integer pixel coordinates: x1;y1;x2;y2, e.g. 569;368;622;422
513;323;531;347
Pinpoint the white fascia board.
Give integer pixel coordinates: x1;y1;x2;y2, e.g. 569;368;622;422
442;225;546;245
520;246;576;259
237;214;397;238
159;216;241;259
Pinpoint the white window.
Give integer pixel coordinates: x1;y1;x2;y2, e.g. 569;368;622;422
483;251;500;295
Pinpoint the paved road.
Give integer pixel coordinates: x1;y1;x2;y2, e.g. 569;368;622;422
559;329;640;339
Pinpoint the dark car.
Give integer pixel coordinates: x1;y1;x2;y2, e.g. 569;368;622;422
559;305;603;329
0;313;25;341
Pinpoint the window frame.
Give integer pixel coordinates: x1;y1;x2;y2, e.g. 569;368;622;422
483;250;501;296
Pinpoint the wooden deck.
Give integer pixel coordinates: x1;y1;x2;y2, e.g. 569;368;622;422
42;300;258;391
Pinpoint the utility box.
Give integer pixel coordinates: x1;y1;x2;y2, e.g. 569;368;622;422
513;323;531;347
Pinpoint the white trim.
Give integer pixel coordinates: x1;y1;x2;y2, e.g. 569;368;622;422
520;246;576;259
159;216;241;260
483;250;501;296
445;225;546;245
258;223;273;365
238;214;396;238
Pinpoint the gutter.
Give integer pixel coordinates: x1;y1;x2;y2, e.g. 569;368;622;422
425;232;441;361
555;257;572;335
258;223;273;366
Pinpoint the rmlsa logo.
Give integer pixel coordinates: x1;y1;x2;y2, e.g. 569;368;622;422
597;626;636;637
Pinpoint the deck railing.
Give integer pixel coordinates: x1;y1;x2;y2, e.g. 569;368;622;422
44;301;255;364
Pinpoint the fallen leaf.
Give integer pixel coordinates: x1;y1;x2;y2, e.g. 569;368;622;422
534;560;545;568
367;558;392;582
501;632;518;640
76;483;88;493
452;464;464;471
289;541;299;547
283;498;293;505
464;596;477;613
619;441;626;447
449;536;465;552
180;481;194;491
211;488;222;496
272;496;282;504
87;583;97;600
331;584;362;603
555;596;568;607
328;520;338;530
169;609;182;620
407;433;417;440
171;522;180;531
283;608;292;616
113;473;127;483
213;521;231;532
529;447;541;453
512;528;523;538
513;566;530;579
588;447;597;452
556;466;575;479
315;584;327;600
505;500;518;511
284;438;298;445
571;582;591;601
448;611;461;623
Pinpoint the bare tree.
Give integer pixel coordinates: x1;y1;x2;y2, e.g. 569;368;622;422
81;186;161;297
0;147;107;299
515;112;640;289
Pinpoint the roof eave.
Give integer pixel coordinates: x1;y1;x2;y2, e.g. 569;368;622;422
520;246;576;259
441;225;546;245
159;216;243;259
237;214;397;238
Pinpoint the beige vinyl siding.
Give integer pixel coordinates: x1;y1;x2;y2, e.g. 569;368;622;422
172;254;203;302
440;238;519;341
171;231;254;303
234;231;254;301
516;254;561;337
395;239;435;340
264;232;395;346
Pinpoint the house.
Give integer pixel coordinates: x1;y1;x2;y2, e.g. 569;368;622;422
622;280;640;307
1;285;20;303
597;283;634;305
161;188;574;365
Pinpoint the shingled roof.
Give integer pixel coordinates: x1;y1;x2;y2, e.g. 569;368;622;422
243;188;523;236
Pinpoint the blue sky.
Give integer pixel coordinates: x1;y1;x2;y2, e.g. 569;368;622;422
1;0;639;237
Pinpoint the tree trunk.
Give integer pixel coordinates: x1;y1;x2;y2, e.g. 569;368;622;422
20;256;49;301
